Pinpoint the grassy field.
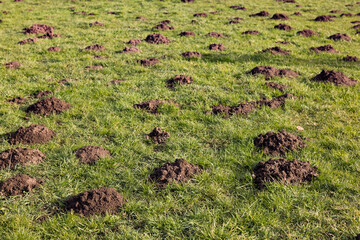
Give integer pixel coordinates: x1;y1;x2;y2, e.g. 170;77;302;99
1;0;360;239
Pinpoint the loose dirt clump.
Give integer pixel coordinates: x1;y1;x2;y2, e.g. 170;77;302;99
353;24;360;29
230;5;246;10
271;13;289;20
209;43;226;51
84;44;105;51
75;146;111;164
145;33;170;44
310;44;337;53
65;187;125;216
207;32;224;38
242;30;259;35
7;97;27;104
254;130;306;155
253;159;318;189
250;11;270;17
33;90;52;99
26;97;71;116
311;70;358;86
0;174;43;197
0;148;46;169
48;47;61;52
90;21;104;27
180;31;195;37
293;12;302;16
314;15;334;22
228;17;243;24
182;51;202;58
134;99;166;114
257;93;295;109
23;24;54;34
127;39;141;45
194;13;207;17
261;47;290;55
121;46;141;53
153;23;174;30
167;75;193;88
150;158;202;187
8;124;56;145
328;33;352;41
140;58;160;66
5;61;20;69
297;29;317;37
274;24;292;30
250;66;298;79
340;13;353;17
18;38;37;45
343;55;359;61
146;127;170;144
265;82;288;91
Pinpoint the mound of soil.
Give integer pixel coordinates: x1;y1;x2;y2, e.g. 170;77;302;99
257;93;295;109
341;13;353;17
145;33;170;44
250;66;298;79
293;12;302;16
127;39;141;45
328;33;352;41
23;24;54;34
18;38;37;45
180;31;195;37
330;10;342;13
265;82;288;91
242;30;259;35
33;90;52;98
311;70;358;86
122;46;140;53
134;99;166;114
5;61;20;69
167;75;193;88
274;24;292;30
8;124;56;145
182;51;202;58
84;44;105;51
146;127;170;144
140;58;160;66
250;11;270;17
253;159;318;189
26;97;71;116
75;146;111;164
90;21;104;26
7;97;27;104
261;46;290;55
0;174;43;197
353;24;360;29
310;44;337;53
277;0;296;2
194;13;207;17
271;13;289;20
182;0;194;2
297;29;317;37
209;43;226;51
37;32;61;39
150;158;202;187
314;15;334;22
230;5;246;10
153;23;174;30
343;55;359;61
48;47;61;52
65;187;125;216
207;32;224;37
0;148;46;169
159;20;171;24
254;130;306;155
229;17;243;24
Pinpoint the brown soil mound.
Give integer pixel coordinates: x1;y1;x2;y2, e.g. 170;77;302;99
153;23;174;30
265;82;288;91
182;0;194;2
0;148;45;169
48;47;61;52
146;127;170;144
145;33;170;44
159;20;171;24
134;99;166;114
23;24;54;34
167;75;193;88
140;58;160;66
274;24;292;30
37;32;61;39
314;15;334;22
150;158;202;187
65;187;125;216
26;97;71;116
194;13;207;17
328;33;352;41
90;21;104;26
293;12;302;16
230;5;246;10
209;43;226;51
242;30;259;35
84;44;105;51
33;90;52;98
340;13;353;17
122;46;140;53
75;146;111;164
253;159;318;189
351;20;360;24
250;11;270;17
297;29;317;37
277;0;296;2
271;13;289;20
343;55;359;61
330;10;342;13
254;130;306;155
250;66;298;79
261;46;290;55
7;97;27;104
257;93;295;109
229;17;243;24
180;31;195;37
353;24;360;29
18;38;37;45
127;39;141;45
310;44;337;53
207;32;224;37
311;70;358;86
5;61;20;69
8;124;56;145
182;51;202;58
0;174;43;197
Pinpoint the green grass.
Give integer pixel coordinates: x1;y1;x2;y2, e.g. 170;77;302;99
0;0;360;239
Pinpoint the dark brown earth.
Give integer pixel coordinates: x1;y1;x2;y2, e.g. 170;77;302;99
146;127;170;144
167;75;193;88
7;97;27;104
26;97;71;116
127;39;141;45
297;29;317;37
182;51;202;58
122;46;141;53
276;41;290;44
271;13;289;20
343;55;359;61
150;158;202;187
134;99;166;114
84;44;106;51
261;46;290;55
242;30;259;35
48;47;61;52
265;82;288;91
65;187;125;216
181;0;194;2
311;70;358;86
207;32;225;38
230;5;246;10
23;24;54;34
75;146;111;164
180;31;195;37
310;44;337;53
328;33;352;41
229;17;243;24
253;159;318;189
140;58;160;66
0;174;43;197
293;12;302;16
314;15;334;22
254;130;306;155
330;10;342;13
0;148;46;170
8;124;56;145
145;33;170;44
250;66;298;79
340;13;354;17
18;38;37;45
250;11;270;17
5;61;20;69
153;23;174;30
33;90;52;98
353;24;360;29
209;43;226;51
90;21;104;27
194;13;207;17
274;24;292;30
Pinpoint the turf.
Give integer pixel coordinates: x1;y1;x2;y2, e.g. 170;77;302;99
0;0;360;239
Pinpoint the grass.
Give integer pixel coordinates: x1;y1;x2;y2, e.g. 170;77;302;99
0;0;360;239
